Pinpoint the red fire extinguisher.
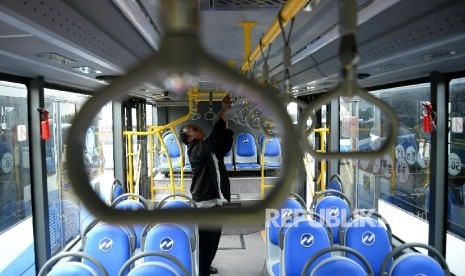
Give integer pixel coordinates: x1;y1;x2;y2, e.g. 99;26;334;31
38;108;50;140
422;102;436;133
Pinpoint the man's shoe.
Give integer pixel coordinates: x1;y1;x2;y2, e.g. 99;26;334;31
210;266;218;274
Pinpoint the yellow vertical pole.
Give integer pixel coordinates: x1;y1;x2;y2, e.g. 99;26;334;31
127;134;134;194
170;126;185;194
148;133;154;200
260;138;266;199
238;21;257;70
314;128;329;191
158;133;175;194
390;148;396;193
320;131;327;191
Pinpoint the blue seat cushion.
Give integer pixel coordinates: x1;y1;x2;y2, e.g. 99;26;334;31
236;163;260;169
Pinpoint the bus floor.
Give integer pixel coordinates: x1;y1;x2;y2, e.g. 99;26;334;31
213;224;265;276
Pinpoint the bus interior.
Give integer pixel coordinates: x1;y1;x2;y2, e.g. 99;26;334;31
0;0;465;275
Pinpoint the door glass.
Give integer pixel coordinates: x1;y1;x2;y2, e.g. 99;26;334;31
0;81;34;275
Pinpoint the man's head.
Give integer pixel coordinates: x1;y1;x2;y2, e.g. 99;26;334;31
180;124;205;145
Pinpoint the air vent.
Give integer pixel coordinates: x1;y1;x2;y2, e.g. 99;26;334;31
318;81;333;86
210;0;286;9
414;50;456;63
371;64;405;73
37;53;75;65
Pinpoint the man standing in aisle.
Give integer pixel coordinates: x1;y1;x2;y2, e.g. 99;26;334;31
180;94;233;276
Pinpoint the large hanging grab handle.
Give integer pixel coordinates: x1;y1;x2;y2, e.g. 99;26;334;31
66;0;299;226
298;0;398;160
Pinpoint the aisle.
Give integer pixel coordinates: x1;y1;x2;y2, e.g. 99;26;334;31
212;228;265;276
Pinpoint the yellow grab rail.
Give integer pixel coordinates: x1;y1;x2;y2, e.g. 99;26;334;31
241;0;308;71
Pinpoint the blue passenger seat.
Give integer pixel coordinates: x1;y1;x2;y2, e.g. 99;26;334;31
157;193;199;274
111;178;125;203
380;242;450;276
258;135;282;169
234;132;260;170
327;174;344;193
279;214;332;276
339;209;392;276
112;193;149;249
142;223;194;276
310;190;352;244
265;193;306;276
82;222;136;276
158;133;182;173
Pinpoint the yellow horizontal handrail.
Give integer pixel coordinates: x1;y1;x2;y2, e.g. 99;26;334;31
241;0;308;71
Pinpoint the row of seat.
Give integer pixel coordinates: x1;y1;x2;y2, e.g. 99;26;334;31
265;190;451;275
42;192;199;276
158;132;282;173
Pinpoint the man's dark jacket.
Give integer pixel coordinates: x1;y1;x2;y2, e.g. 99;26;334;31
187;119;233;202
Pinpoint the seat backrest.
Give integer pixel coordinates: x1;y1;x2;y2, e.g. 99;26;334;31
83;223;133;276
268;197;305;246
259;135;281;157
327;174;344;193
281;218;332;276
144;224;193;276
390;254;444;275
163;133;181;158
158;199;197;253
340;211;392;276
111;179;125;203
114;196;147;248
265;195;306;275
312;192;351;244
159;133;182;169
380;242;450;276
234;132;258;163
259;135;282;168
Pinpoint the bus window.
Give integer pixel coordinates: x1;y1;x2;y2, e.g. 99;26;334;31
340;83;431;245
447;77;465;271
44;89;113;255
0;81;34;275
